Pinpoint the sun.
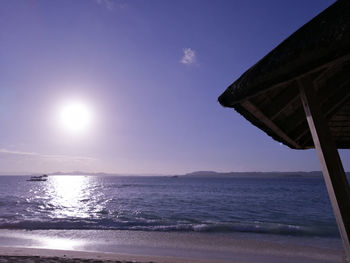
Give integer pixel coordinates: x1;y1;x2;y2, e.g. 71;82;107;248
58;100;93;134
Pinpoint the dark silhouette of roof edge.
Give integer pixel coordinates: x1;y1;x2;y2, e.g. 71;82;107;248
218;0;350;107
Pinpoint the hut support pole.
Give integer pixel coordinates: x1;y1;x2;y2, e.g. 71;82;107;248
299;78;350;262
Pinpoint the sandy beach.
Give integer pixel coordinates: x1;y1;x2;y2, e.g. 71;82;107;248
0;229;343;263
0;246;231;263
0;245;343;263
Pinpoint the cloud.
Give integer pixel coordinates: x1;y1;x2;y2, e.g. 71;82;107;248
95;0;127;11
180;48;197;65
0;148;97;162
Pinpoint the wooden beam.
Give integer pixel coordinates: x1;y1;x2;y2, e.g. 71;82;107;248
264;64;350;124
293;83;350;146
324;85;350;121
274;68;350;147
251;83;300;121
298;77;350;262
270;95;299;121
241;100;301;148
313;64;337;85
277;106;306;138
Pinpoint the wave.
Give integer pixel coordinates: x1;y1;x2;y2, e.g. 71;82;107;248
0;218;338;238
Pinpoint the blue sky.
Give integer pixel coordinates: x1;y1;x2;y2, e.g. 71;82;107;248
1;0;348;174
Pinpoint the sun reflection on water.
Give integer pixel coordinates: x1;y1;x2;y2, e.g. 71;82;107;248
47;176;93;218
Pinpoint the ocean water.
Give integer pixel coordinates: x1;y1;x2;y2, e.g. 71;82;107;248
0;175;340;239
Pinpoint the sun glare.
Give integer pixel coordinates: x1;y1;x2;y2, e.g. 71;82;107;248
58;100;93;134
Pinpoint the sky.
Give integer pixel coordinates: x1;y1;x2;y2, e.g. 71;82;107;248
0;0;348;175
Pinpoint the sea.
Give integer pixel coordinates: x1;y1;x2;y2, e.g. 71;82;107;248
0;174;345;262
0;174;340;238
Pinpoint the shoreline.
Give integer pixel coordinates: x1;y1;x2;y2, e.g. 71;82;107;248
0;229;343;263
0;246;229;263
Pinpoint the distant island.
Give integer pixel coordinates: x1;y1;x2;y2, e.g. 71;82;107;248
39;170;350;178
41;170;327;177
179;171;326;178
1;170;349;178
182;171;350;179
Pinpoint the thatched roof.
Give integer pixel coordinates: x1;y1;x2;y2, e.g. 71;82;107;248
218;0;350;149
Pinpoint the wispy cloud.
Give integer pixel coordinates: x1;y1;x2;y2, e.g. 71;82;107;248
95;0;127;11
0;149;36;156
180;48;197;65
0;148;97;162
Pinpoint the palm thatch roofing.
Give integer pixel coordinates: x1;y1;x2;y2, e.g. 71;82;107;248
218;0;350;149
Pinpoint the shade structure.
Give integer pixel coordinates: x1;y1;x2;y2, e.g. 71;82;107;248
219;0;350;150
218;0;350;261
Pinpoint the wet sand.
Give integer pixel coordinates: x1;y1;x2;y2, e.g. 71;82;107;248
0;247;232;263
0;230;343;263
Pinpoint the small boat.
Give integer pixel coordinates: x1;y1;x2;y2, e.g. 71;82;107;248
27;175;48;182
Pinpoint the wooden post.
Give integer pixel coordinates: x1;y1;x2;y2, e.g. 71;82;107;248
298;77;350;262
